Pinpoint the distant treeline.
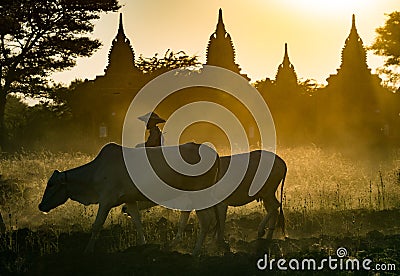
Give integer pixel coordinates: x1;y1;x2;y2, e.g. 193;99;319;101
3;74;399;154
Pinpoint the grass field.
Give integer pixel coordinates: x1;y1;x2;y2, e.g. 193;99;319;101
0;146;399;274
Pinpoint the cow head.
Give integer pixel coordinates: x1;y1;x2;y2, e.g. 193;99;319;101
38;170;69;213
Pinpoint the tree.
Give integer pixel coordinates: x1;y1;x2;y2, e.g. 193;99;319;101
0;0;120;150
370;11;400;91
50;50;200;115
136;49;200;75
298;78;325;96
4;95;30;143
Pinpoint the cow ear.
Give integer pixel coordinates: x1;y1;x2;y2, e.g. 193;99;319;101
49;170;58;179
51;170;60;177
49;170;62;184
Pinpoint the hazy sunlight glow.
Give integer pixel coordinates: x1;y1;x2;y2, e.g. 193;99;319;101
50;0;398;85
286;0;375;14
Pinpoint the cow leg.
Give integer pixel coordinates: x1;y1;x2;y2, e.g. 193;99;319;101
214;203;230;252
0;211;5;234
192;208;214;256
125;202;146;245
257;204;272;238
264;197;280;240
257;197;279;239
171;211;190;245
215;203;228;244
85;204;111;253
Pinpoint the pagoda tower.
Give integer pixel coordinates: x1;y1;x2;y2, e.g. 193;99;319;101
324;15;382;112
104;13;141;76
320;14;386;144
71;13;146;144
275;43;298;87
206;9;249;80
326;14;372;87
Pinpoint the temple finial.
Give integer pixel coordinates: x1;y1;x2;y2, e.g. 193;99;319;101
218;8;223;24
275;43;297;85
284;43;288;57
215;8;226;37
117;13;125;38
282;43;290;65
352;14;356;29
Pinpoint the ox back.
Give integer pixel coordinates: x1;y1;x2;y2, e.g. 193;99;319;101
218;150;287;206
92;142;219;192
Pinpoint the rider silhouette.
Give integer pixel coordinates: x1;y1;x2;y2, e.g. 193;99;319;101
138;112;165;147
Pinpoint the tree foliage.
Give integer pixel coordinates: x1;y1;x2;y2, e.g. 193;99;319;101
50;50;200;108
4;95;70;150
298;78;325;96
371;11;400;66
370;11;400;90
136;49;200;74
0;0;120;150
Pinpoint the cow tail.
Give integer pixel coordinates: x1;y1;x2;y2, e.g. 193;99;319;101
212;204;220;239
212;155;221;239
276;165;286;236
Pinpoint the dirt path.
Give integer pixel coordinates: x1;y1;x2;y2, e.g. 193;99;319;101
1;209;399;275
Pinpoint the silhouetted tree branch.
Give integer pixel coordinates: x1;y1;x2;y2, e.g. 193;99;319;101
298;78;325;96
0;0;120;150
136;49;200;75
370;11;400;91
50;50;200;112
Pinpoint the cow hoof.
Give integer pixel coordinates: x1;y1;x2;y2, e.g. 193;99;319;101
218;240;230;252
169;237;181;247
192;247;202;257
121;205;128;214
84;247;94;254
137;239;146;246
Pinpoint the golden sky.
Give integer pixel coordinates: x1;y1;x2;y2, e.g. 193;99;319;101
51;0;399;85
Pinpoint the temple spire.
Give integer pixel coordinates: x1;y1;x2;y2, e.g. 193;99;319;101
275;43;297;86
206;9;236;70
216;8;226;37
323;14;384;143
116;13;126;40
105;13;137;75
348;14;359;39
338;14;368;73
282;43;290;66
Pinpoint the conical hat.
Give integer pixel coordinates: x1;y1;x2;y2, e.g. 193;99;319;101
138;112;166;124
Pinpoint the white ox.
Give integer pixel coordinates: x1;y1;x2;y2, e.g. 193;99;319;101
127;150;287;248
177;150;287;244
38;142;220;255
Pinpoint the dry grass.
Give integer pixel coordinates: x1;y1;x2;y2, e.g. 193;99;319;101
0;146;399;235
0;150;94;231
279;146;400;212
1;146;399;275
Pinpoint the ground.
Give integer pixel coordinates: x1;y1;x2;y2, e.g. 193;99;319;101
0;147;399;275
1;208;399;275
